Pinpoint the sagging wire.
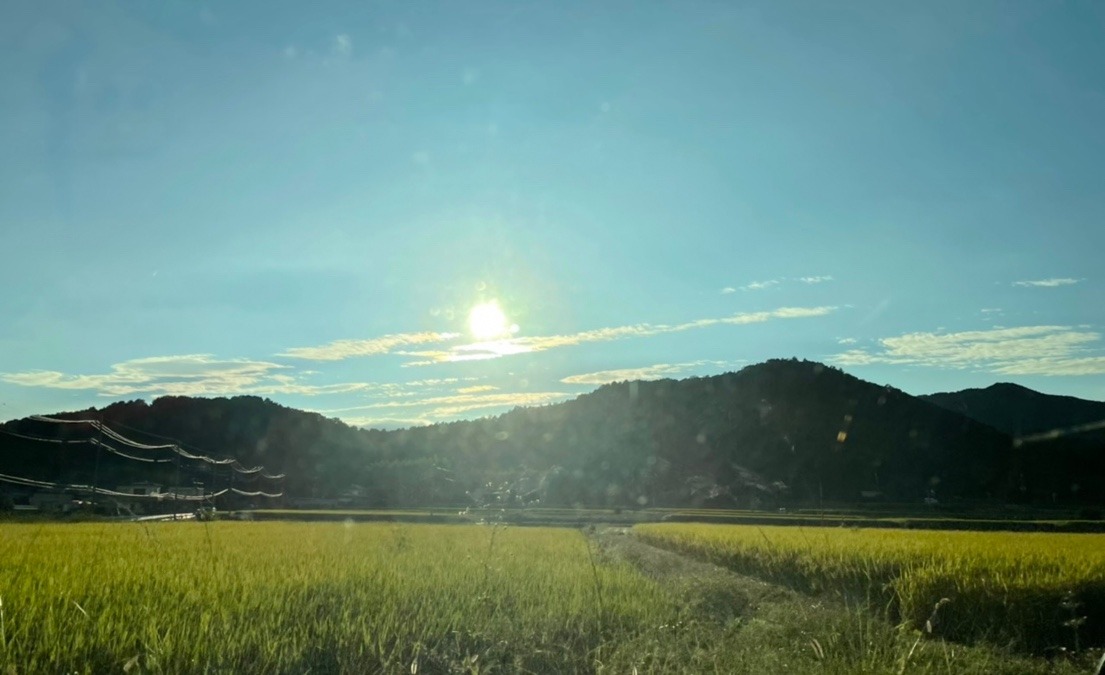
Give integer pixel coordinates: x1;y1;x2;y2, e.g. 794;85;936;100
21;416;283;478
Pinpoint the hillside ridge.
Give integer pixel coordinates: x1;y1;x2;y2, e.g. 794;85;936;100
3;359;1103;507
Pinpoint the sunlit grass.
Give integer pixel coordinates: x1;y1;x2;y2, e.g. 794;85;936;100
0;522;673;673
635;523;1105;652
0;521;1095;673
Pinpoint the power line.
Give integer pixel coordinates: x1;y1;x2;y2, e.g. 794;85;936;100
20;416;284;479
27;415;94;425
97;423;177;451
0;471;57;489
0;428;86;444
89;438;174;464
95;420;286;477
0;471;233;501
6;416;288;510
63;416;263;466
230;488;284;498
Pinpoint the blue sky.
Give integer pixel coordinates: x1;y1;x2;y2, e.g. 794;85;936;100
1;0;1103;427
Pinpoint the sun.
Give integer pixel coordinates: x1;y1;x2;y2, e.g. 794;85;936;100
468;300;511;340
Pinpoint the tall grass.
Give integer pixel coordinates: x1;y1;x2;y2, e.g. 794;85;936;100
635;523;1105;652
1;521;1096;673
0;522;669;673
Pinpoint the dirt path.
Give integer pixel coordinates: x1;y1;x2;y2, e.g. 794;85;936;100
590;527;1099;675
593;526;808;627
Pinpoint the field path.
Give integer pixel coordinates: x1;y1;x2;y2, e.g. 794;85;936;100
594;526;806;626
592;527;1103;675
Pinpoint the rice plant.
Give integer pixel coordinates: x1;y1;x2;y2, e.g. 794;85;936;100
635;523;1105;652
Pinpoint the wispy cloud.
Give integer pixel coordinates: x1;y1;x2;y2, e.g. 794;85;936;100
741;279;780;291
456;385;498;394
1012;278;1081;288
341;416;433;430
0;355;475;399
561;360;737;385
332;34;353;58
1;355;294;397
328;391;574;421
404;305;838;365
831;325;1105;376
722;276;832;292
836;337;857;345
279;332;461;361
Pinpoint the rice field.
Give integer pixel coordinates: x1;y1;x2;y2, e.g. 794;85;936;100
635;523;1105;652
0;521;1098;673
0;522;675;673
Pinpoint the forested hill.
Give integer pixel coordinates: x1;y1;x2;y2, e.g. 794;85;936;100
3;360;1103;507
922;383;1105;438
921;383;1105;504
0;396;381;501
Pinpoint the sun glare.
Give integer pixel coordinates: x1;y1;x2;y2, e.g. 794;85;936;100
468;301;512;340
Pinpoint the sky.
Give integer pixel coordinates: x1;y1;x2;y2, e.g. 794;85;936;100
1;0;1103;428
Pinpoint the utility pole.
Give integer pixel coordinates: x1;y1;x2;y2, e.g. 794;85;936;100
91;416;104;512
173;443;182;519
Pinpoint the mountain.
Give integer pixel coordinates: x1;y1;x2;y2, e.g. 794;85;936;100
922;383;1105;505
0;396;377;501
3;360;1103;508
417;359;1016;506
922;383;1105;438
